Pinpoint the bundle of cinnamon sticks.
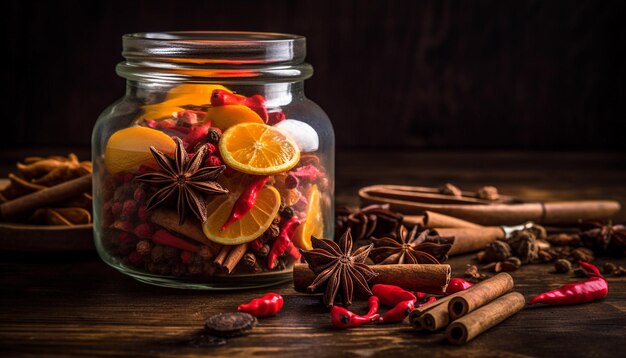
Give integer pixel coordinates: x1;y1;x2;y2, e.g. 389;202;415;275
409;272;525;345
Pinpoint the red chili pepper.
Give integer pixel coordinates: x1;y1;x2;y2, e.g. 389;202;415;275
237;293;284;317
414;291;427;299
267;217;301;269
446;278;474;295
372;284;417;306
331;296;380;329
220;176;270;231
418;296;437;307
286;242;301;260
211;89;268;122
152;229;199;252
378;299;415;324
528;261;608;306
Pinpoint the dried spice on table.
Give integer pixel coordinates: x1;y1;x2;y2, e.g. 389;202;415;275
335;204;403;245
579;220;626;256
331;296;380;329
528;261;608;305
136;138;228;224
300;229;377;307
370;225;454;265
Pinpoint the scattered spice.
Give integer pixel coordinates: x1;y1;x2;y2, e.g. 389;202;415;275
554;259;572;273
479;241;512;263
580;220;626;255
300;229;377;307
136;138;228;224
476;186;499;201
507;229;539;264
370;225;454;265
547;233;580;247
439;183;463;198
237;293;284;317
528;261;608;306
571;247;595;262
465;264;490;282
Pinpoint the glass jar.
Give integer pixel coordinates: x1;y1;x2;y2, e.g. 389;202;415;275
92;32;334;289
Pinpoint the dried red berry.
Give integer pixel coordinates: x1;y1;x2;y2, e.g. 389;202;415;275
205;155;223;167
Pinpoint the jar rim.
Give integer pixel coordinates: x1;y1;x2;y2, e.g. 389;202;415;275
118;31;312;83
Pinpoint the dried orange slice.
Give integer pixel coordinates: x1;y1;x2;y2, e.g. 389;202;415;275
104;126;176;174
206;105;264;130
293;184;324;250
166;84;230;100
219;122;300;175
140;84;231;120
203;175;281;245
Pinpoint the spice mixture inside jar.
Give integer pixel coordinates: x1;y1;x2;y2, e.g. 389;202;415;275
92;32;334;289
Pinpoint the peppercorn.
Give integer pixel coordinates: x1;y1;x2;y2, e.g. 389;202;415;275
136;240;152;256
554;259;572;273
280;207;295;220
207;128;222;144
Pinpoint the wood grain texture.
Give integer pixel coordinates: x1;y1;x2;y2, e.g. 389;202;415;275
1;151;626;357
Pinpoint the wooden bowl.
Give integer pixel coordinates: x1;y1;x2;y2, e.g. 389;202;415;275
0;179;94;251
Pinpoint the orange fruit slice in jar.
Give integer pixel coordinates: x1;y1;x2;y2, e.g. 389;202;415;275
293;184;324;250
104;126;176;174
206;105;264;130
202;175;281;245
219;122;300;175
140;84;231;120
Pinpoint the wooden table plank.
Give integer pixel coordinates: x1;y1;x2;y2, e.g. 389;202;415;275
1;151;626;357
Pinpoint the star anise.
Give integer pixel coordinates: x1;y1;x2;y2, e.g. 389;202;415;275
579;220;626;255
300;229;377;307
334;204;403;244
136;138;228;225
370;225;454;265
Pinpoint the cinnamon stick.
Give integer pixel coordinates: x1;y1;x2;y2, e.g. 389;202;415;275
434;227;505;256
0;174;92;220
293;263;451;294
213;245;231;267
448;272;514;320
446;292;525;345
409;272;515;332
409;294;458;331
422;211;483;229
220;244;247;273
151;209;221;256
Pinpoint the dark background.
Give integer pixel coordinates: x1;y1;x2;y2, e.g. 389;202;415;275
3;0;625;151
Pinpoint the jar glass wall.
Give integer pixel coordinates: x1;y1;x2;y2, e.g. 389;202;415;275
92;32;334;289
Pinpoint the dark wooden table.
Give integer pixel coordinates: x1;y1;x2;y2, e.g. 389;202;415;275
1;151;626;357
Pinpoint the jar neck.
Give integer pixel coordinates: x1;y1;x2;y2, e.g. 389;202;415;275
126;81;305;107
117;32;313;85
